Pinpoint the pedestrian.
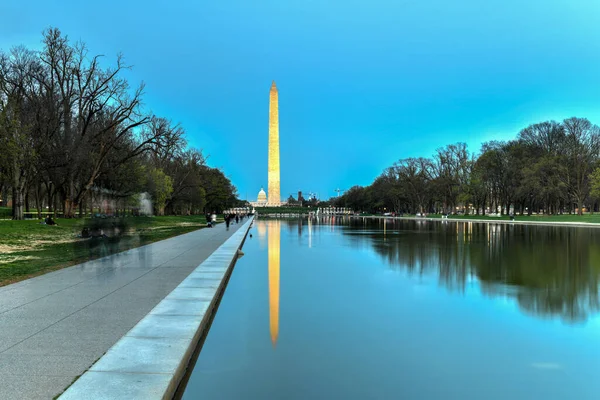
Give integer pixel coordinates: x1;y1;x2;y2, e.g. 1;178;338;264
235;214;239;224
225;214;231;229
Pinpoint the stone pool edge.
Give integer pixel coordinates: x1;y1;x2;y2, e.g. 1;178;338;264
58;217;254;400
356;215;600;229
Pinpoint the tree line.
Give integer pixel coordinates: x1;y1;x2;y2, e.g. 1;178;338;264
0;28;240;220
333;118;600;216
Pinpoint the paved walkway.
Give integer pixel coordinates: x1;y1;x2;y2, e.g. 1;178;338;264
0;221;246;400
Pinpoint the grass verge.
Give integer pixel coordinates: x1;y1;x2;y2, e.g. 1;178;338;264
410;213;600;223
0;215;218;287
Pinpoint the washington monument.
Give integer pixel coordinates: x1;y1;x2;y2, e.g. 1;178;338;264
268;81;281;205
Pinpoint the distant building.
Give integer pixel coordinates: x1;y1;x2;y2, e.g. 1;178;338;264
250;187;268;208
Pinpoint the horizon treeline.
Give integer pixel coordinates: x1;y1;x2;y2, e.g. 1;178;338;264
0;28;240;220
333;118;600;216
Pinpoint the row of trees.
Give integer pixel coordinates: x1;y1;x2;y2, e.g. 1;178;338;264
333;118;600;216
0;28;240;219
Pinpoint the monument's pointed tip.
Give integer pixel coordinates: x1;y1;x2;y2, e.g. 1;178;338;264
271;80;277;89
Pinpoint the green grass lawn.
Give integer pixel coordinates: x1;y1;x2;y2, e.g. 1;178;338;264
404;213;600;223
0;207;11;219
0;215;218;286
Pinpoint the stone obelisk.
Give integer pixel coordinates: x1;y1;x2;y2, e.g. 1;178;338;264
268;81;280;205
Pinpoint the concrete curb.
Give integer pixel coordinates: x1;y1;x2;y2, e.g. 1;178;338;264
59;217;254;400
352;215;600;229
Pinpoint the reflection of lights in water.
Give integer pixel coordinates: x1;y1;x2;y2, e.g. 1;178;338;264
257;222;267;249
456;221;459;243
308;217;312;248
267;220;280;348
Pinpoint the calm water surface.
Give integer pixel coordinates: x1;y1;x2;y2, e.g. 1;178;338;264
183;217;600;400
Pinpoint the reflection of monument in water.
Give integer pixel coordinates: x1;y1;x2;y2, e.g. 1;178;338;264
251;81;282;207
268;220;280;347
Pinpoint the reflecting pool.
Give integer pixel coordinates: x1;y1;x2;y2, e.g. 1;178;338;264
182;217;600;400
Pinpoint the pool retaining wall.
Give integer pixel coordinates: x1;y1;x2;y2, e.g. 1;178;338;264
59;217;253;400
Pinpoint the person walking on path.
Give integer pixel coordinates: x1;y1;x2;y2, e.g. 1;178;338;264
235;214;239;224
225;214;231;229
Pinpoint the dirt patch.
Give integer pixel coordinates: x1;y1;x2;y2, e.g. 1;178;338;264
0;238;78;253
176;222;205;227
0;255;41;265
0;244;32;254
140;224;203;231
29;238;79;247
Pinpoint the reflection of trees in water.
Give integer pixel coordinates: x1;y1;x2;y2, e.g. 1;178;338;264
475;225;600;322
351;220;600;323
366;221;471;292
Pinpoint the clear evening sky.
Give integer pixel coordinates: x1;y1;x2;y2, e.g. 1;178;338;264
2;0;599;201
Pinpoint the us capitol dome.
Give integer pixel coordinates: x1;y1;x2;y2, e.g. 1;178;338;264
256;187;267;205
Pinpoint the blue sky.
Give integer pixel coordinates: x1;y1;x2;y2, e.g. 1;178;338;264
2;0;600;201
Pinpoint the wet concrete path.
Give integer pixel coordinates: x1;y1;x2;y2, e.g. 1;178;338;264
0;220;245;400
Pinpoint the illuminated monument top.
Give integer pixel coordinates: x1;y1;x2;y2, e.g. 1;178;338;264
267;81;281;206
251;81;282;207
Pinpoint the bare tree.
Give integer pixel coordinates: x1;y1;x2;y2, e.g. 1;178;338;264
0;46;39;219
563;117;600;215
392;158;433;214
35;28;161;217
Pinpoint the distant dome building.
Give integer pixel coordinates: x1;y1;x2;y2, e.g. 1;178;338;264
250;187;268;208
257;188;267;204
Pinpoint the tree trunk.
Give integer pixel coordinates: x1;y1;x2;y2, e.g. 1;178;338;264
25;190;30;213
63;174;77;218
11;168;25;220
12;186;25;220
54;191;59;218
89;192;94;216
556;200;561;215
35;183;42;219
47;184;53;214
